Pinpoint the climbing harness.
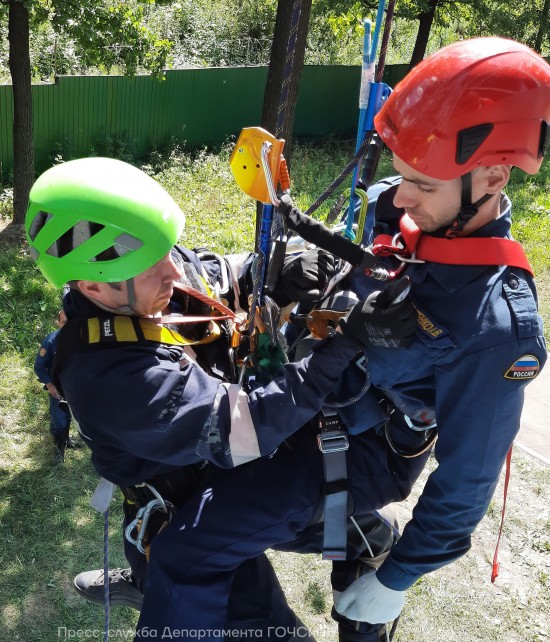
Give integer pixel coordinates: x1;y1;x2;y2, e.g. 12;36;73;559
371;212;534;275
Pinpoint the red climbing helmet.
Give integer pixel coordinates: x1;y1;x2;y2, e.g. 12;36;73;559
375;37;550;180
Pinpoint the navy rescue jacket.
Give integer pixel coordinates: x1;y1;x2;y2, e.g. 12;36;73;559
341;185;547;590
34;329;59;385
56;249;362;487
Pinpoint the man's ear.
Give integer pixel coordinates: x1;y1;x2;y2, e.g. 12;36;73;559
483;165;511;194
77;280;103;297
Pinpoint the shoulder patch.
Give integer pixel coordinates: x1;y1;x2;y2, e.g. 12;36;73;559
39;347;47;357
504;355;540;381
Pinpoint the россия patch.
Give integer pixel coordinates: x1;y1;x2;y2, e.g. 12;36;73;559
503;355;540;380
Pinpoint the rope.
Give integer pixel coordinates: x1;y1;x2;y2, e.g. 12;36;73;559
303;137;371;216
305;0;393;220
102;508;110;642
275;0;303;138
375;0;397;83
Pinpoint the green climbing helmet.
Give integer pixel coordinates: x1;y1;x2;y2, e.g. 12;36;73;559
25;157;185;288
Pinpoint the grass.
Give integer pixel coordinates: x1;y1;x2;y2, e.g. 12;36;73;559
0;140;549;641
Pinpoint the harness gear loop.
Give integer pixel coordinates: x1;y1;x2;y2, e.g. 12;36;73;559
383;421;438;459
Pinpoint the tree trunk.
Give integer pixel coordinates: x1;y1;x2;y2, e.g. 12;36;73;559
9;0;34;225
533;0;550;53
408;0;439;70
261;0;312;165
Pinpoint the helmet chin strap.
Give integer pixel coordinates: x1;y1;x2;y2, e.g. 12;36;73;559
87;278;139;316
444;172;494;238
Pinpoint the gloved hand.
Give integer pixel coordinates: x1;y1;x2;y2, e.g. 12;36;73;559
333;571;406;624
272;249;339;306
338;276;416;349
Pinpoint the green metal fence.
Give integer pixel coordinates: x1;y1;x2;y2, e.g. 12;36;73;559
0;64;408;180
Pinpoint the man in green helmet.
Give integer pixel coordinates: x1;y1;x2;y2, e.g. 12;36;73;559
26;156;417;640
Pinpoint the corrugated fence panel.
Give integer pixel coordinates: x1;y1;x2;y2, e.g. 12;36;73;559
295;66;360;138
0;64;408;180
0;85;14;182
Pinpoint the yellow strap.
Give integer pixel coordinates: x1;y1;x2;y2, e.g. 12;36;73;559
86;316;221;347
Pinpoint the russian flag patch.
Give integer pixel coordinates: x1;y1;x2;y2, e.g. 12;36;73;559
504;355;540;380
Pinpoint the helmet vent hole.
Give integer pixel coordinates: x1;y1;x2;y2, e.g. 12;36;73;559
456;124;494;165
89;233;143;263
28;210;53;242
46;221;105;258
539;121;548;158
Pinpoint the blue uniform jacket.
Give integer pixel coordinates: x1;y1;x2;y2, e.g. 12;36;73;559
57;270;362;488
34;329;59;385
343;188;547;590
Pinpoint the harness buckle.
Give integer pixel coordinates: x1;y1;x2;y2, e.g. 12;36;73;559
317;430;349;454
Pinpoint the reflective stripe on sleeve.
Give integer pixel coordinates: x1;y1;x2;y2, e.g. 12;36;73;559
223;383;261;466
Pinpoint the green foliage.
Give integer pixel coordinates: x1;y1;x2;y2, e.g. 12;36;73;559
168;0;276;67
472;0;550;53
47;1;173;77
508;160;550;277
1;0;548;81
305;581;326;614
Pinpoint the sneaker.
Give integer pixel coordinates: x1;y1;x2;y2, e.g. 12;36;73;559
73;568;143;610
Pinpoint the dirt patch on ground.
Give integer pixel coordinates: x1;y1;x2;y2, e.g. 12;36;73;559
0;220;25;245
269;448;550;642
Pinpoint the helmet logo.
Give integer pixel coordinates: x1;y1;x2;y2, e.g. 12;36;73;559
385;114;399;136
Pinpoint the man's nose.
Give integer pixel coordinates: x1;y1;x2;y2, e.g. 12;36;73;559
165;254;183;281
393;182;417;209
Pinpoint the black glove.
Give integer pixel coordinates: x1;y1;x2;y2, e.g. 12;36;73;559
338;277;416;348
272;249;339;307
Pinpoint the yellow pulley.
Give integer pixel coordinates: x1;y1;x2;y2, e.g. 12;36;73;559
230;127;287;203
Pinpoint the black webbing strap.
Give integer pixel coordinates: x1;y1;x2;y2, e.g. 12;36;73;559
318;408;349;560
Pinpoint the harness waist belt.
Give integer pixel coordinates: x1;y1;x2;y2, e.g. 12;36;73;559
121;463;207;510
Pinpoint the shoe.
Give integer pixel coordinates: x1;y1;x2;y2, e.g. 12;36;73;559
337;623;388;642
53;434;66;465
65;437;82;449
73;568;143;610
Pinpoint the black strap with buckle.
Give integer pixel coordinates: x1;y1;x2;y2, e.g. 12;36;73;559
318;408;349;561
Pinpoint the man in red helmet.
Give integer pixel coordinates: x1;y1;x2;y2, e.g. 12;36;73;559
278;36;550;628
133;37;549;641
